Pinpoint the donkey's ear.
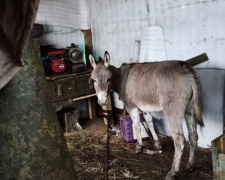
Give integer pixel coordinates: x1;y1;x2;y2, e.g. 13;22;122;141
89;54;96;69
104;51;110;67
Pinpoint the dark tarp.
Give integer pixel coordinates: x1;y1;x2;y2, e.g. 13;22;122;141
0;0;39;89
0;38;77;180
0;1;77;179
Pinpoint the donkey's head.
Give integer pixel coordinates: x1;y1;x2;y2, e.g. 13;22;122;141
89;51;112;106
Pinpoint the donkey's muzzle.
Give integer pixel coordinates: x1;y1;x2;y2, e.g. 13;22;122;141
97;91;108;106
98;99;108;106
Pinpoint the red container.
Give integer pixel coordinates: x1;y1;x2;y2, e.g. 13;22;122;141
51;59;67;73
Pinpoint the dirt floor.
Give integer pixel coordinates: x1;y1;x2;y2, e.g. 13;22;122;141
65;118;213;180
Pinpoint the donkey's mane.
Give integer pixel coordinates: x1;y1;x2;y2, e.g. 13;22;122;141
98;57;105;64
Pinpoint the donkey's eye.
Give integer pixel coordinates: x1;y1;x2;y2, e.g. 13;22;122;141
92;79;97;83
107;79;111;84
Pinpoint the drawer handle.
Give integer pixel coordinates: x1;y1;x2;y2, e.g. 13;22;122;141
57;84;62;96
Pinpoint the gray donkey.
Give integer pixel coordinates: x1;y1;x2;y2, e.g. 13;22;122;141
89;51;204;180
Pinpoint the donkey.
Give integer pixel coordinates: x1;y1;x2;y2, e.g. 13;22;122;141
89;51;204;180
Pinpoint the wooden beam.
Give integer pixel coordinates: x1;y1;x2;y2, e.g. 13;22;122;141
186;53;209;67
72;93;96;101
88;97;97;119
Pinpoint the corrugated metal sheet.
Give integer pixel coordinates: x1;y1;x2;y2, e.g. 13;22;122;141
39;30;84;48
43;25;76;34
91;0;225;69
91;0;148;67
148;0;225;69
35;0;90;29
139;26;167;62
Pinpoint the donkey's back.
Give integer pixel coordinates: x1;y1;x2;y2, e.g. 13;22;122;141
125;61;202;124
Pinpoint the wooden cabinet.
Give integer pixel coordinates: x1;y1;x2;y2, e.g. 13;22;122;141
46;70;96;120
47;70;113;124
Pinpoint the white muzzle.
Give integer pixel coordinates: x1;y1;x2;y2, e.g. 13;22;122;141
97;91;108;105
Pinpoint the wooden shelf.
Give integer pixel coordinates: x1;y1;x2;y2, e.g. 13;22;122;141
72;93;96;101
46;69;92;81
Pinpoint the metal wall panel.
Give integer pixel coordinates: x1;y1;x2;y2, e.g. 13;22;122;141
91;0;225;68
148;0;225;69
91;0;148;68
139;26;167;62
35;0;90;29
39;30;84;49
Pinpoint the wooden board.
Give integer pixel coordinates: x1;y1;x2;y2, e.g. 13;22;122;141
83;29;93;68
212;134;225;172
48;73;95;103
88;96;97;119
186;53;209;67
46;69;92;81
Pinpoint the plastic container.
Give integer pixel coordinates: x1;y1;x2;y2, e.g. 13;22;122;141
120;114;149;143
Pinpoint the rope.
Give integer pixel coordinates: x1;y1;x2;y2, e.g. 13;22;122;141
102;111;112;180
106;117;110;180
102;110;168;178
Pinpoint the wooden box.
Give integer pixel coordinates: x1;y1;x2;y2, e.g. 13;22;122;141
48;73;95;103
212;134;225;180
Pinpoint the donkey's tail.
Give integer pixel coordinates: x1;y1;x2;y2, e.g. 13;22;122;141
192;74;204;127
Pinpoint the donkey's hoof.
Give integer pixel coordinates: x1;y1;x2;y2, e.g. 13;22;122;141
165;171;176;180
135;145;142;153
186;163;195;172
143;149;162;155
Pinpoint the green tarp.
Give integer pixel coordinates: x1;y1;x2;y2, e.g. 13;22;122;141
0;38;77;180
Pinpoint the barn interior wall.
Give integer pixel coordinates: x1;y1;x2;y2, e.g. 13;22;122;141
148;0;225;68
90;0;225;147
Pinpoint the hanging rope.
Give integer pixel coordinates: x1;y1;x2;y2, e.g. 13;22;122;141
102;109;168;178
106;117;110;180
102;110;113;180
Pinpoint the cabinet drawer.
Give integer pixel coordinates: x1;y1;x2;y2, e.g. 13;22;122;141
48;74;95;102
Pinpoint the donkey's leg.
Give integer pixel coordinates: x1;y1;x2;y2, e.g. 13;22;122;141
127;107;142;153
185;102;198;171
143;112;161;150
165;116;185;180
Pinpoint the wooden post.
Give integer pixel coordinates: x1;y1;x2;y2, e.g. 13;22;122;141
88;97;97;119
83;29;93;68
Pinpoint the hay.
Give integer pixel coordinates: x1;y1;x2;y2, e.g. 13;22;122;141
65;124;213;180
